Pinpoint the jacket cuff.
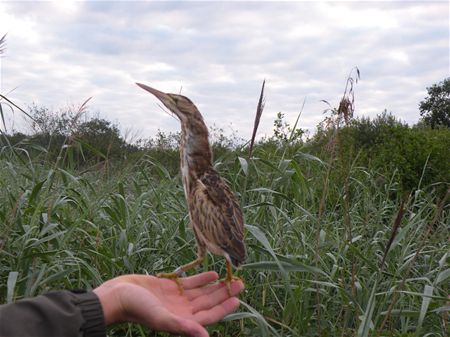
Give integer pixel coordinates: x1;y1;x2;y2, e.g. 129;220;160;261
72;291;106;337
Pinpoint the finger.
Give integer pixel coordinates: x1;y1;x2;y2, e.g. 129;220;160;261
193;297;241;326
176;317;210;337
184;281;224;301
180;271;219;290
191;280;244;313
143;308;209;337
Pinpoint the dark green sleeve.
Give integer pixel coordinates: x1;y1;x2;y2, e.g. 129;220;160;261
0;290;106;337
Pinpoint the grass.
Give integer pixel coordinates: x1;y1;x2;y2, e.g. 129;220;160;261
0;128;449;337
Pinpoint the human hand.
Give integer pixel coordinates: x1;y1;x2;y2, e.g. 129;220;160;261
93;272;244;337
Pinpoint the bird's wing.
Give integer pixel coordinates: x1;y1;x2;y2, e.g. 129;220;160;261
189;168;246;266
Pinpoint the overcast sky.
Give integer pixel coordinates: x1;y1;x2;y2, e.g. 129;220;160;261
0;0;448;141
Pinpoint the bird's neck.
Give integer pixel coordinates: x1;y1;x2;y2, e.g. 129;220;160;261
179;120;212;194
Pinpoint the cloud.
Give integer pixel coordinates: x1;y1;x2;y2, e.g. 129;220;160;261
0;1;448;140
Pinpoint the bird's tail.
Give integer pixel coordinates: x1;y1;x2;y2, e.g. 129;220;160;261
228;239;247;267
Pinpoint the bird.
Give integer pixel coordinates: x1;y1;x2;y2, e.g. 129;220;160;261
137;83;246;293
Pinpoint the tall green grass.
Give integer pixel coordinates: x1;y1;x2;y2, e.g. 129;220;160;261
1;127;448;336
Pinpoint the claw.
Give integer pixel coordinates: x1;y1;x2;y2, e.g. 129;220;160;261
157;271;184;294
222;258;244;296
156;257;205;295
221;275;243;296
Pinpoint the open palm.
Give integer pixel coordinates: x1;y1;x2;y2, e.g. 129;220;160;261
94;271;244;337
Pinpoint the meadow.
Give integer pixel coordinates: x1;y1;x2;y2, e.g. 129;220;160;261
0;86;449;336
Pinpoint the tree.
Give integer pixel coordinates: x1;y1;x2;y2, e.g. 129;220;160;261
272;112;304;145
75;118;126;161
27;103;86;136
419;78;450;128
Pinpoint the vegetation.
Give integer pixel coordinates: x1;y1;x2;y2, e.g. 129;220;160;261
419;78;450;129
310;111;450;194
0;74;449;336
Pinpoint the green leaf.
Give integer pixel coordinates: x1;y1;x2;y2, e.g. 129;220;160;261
243;260;326;275
238;156;248;176
223;312;258;321
28;230;66;247
239;300;282;337
295;151;325;165
435;268;450;285
29;179;46;206
246;188;314;220
415;285;434;337
357;278;377;337
0;102;6;132
7;271;19;303
245;224;287;277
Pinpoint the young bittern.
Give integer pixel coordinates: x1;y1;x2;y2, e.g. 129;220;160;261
137;83;246;292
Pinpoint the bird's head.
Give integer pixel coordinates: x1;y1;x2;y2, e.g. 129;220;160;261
136;83;200;123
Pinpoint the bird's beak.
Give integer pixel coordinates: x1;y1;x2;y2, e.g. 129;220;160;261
136;82;177;113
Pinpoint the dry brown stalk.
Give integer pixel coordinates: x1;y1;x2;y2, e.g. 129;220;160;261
249;79;266;158
380;198;407;270
378;188;450;332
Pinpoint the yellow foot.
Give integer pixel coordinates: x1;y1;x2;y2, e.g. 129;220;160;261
220;275;243;296
157;269;184;294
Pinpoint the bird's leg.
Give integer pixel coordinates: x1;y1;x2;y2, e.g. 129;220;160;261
157;233;207;291
157;254;205;293
221;258;243;296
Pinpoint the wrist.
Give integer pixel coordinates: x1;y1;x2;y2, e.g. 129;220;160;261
93;283;123;326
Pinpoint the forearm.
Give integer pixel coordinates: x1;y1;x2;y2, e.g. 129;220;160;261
0;290;105;337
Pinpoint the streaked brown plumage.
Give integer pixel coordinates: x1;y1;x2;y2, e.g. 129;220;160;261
137;83;246;291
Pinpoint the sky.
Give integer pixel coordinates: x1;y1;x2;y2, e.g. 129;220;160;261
0;0;448;142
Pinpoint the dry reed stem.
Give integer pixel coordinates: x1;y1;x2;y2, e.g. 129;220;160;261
378;188;450;332
317;67;360;334
248;80;266;158
249;79;265;158
380;198;407;270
